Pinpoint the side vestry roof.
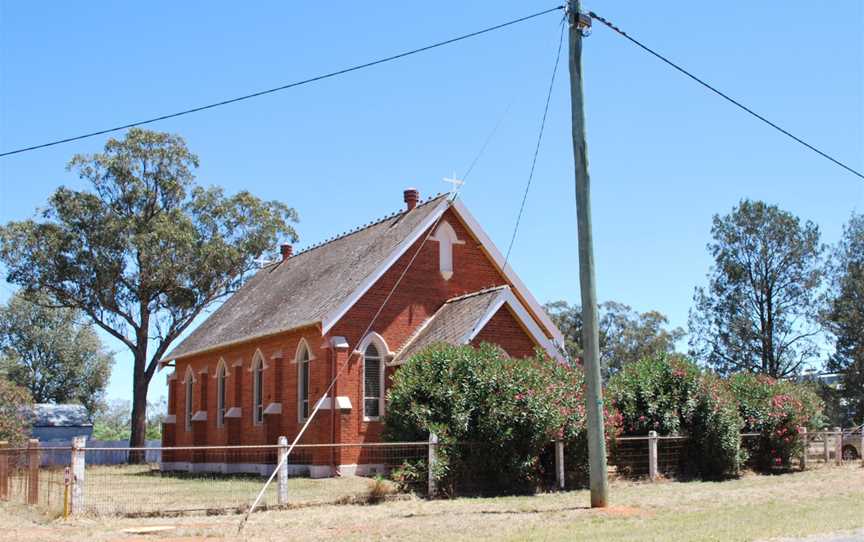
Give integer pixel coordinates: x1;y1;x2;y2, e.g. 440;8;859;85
391;286;564;365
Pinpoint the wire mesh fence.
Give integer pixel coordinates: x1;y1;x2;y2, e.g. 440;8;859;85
0;444;68;514
2;429;860;518
78;442;428;516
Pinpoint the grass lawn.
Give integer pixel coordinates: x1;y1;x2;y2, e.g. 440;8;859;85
1;464;862;541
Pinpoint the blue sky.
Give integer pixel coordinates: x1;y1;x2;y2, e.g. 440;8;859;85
1;1;862;403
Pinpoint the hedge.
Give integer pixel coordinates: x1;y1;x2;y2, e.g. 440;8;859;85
385;343;620;494
729;373;825;471
607;354;742;479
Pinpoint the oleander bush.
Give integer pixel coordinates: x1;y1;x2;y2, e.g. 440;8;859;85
607;354;742;479
729;373;825;471
384;343;620;494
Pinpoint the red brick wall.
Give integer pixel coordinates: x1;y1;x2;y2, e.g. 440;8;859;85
470;305;538;359
167;325;332;456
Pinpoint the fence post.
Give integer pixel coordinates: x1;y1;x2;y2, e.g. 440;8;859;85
0;441;8;501
823;431;830;463
799;428;807;471
428;433;438;498
860;429;864;468
648;431;658;481
70;436;86;516
555;440;565;490
834;427;842;466
277;436;289;505
26;439;39;505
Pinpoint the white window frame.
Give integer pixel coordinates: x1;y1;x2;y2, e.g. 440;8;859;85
215;358;228;428
184;366;196;431
358;332;389;422
296;339;313;423
251;351;265;425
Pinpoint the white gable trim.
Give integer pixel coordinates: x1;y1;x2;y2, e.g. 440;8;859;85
450;199;564;346
321;198;450;334
321;197;564;346
464;287;565;363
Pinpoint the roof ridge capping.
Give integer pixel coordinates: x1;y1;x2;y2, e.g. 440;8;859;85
291;192;450;259
445;285;509;304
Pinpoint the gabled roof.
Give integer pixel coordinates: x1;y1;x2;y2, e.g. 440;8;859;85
392;286;564;365
163;194;450;362
31;404;92;428
162;193;565;363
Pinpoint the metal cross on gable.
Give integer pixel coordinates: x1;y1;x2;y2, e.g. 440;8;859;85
442;172;464;194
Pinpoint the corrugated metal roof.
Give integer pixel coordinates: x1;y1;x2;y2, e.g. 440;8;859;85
31;404;92;428
163;194;449;361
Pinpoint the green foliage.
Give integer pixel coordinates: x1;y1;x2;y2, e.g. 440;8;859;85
544;300;684;378
689;199;823;378
0;291;112;414
823;212;864;425
92;398;166;441
384;343;620;494
729;373;824;471
607;354;742;479
0;128;299;448
0;376;32;445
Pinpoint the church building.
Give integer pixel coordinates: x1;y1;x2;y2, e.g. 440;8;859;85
159;189;564;476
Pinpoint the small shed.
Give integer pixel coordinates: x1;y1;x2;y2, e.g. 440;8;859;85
30;404;93;442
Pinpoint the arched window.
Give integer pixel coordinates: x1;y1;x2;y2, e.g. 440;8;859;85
297;341;311;422
252;353;265;425
431;220;463;280
216;360;228;427
184;366;195;431
363;343;383;419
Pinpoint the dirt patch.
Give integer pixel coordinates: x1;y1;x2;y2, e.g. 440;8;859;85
109;538;216;542
594;505;650;518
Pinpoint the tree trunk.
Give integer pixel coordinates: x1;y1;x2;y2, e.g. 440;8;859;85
128;350;149;464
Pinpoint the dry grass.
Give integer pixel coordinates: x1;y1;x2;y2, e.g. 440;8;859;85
9;465;375;516
1;464;862;542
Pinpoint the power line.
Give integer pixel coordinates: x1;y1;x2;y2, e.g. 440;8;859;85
0;6;564;159
503;19;566;269
588;11;864;181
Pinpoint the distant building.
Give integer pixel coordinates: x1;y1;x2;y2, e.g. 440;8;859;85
800;371;844;389
30;404;93;442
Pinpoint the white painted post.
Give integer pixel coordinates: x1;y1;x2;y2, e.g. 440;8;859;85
834;427;842;465
799;428;807;471
648;431;658;481
70;436;85;516
428;433;438;498
823;431;830;463
277;436;289;505
555;440;565;490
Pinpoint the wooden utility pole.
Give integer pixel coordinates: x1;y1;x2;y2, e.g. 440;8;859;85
567;0;609;507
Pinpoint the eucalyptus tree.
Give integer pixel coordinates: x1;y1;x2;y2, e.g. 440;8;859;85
0;291;112;414
0;129;298;453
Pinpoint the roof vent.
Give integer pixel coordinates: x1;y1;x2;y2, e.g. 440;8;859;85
404;188;420;211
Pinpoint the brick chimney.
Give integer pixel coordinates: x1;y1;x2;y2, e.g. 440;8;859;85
280;243;293;260
404;188;420;211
